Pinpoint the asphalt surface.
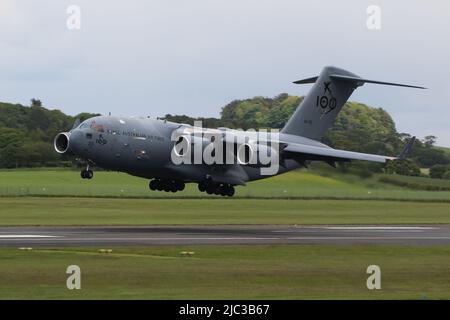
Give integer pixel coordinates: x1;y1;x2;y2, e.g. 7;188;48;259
1;225;450;247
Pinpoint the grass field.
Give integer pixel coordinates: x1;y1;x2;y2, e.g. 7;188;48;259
0;197;449;225
0;170;449;300
378;174;450;190
1;245;449;299
0;169;449;226
1;169;450;201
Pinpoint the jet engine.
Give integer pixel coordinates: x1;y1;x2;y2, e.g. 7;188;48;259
54;132;71;154
236;142;279;167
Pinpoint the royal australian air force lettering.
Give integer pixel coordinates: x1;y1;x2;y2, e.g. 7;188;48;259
122;130;165;143
98;122;165;162
104;129;165;143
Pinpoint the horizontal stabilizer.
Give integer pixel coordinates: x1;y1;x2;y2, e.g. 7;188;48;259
292;76;318;84
293;74;426;89
329;75;426;89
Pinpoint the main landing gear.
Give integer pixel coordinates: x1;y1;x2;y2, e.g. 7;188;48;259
198;182;235;197
149;179;185;193
80;166;93;179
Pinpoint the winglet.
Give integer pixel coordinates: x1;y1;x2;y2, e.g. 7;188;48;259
397;136;416;160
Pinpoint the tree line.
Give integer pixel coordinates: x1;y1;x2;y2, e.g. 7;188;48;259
0;100;98;168
0;96;449;178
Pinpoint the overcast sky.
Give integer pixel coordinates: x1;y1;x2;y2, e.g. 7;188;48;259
1;1;449;145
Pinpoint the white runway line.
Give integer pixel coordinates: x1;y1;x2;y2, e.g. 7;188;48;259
2;236;450;242
321;226;437;230
273;226;437;233
0;235;60;238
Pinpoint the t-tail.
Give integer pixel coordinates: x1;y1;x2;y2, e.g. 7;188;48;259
281;66;426;141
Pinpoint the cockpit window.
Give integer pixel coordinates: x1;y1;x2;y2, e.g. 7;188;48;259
90;120;105;132
78;121;90;129
77;119;104;132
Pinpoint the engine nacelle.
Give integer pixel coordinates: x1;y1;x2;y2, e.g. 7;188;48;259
236;143;278;167
171;134;279;167
54;132;71;154
236;143;254;165
173;135;191;157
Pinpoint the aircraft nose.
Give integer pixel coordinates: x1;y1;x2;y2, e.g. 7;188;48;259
54;129;85;154
68;129;84;154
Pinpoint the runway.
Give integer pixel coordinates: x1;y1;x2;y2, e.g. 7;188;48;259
1;225;450;246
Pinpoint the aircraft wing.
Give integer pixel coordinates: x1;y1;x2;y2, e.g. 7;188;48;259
282;144;394;163
282;137;415;164
172;125;415;165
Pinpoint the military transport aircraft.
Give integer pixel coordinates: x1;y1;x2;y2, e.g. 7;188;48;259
54;66;422;197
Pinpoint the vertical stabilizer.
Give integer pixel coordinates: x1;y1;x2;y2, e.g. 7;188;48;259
281;66;359;140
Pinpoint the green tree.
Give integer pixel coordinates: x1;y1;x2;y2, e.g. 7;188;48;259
0;101;100;168
430;165;449;179
325;103;398;155
411;140;450;167
385;159;420;176
0;94;448;170
0;128;25;168
30;98;42;108
423;135;437;147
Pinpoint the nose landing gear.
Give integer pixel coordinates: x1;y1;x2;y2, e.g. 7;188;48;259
81;169;93;179
81;165;93;179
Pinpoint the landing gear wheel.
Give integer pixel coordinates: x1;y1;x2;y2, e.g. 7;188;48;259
206;185;214;195
175;181;185;191
219;185;227;196
163;182;171;192
81;169;93;179
226;186;235;197
198;182;206;192
149;179;185;193
149;180;157;190
170;183;178;193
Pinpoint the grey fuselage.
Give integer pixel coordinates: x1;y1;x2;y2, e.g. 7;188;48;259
65;115;321;184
